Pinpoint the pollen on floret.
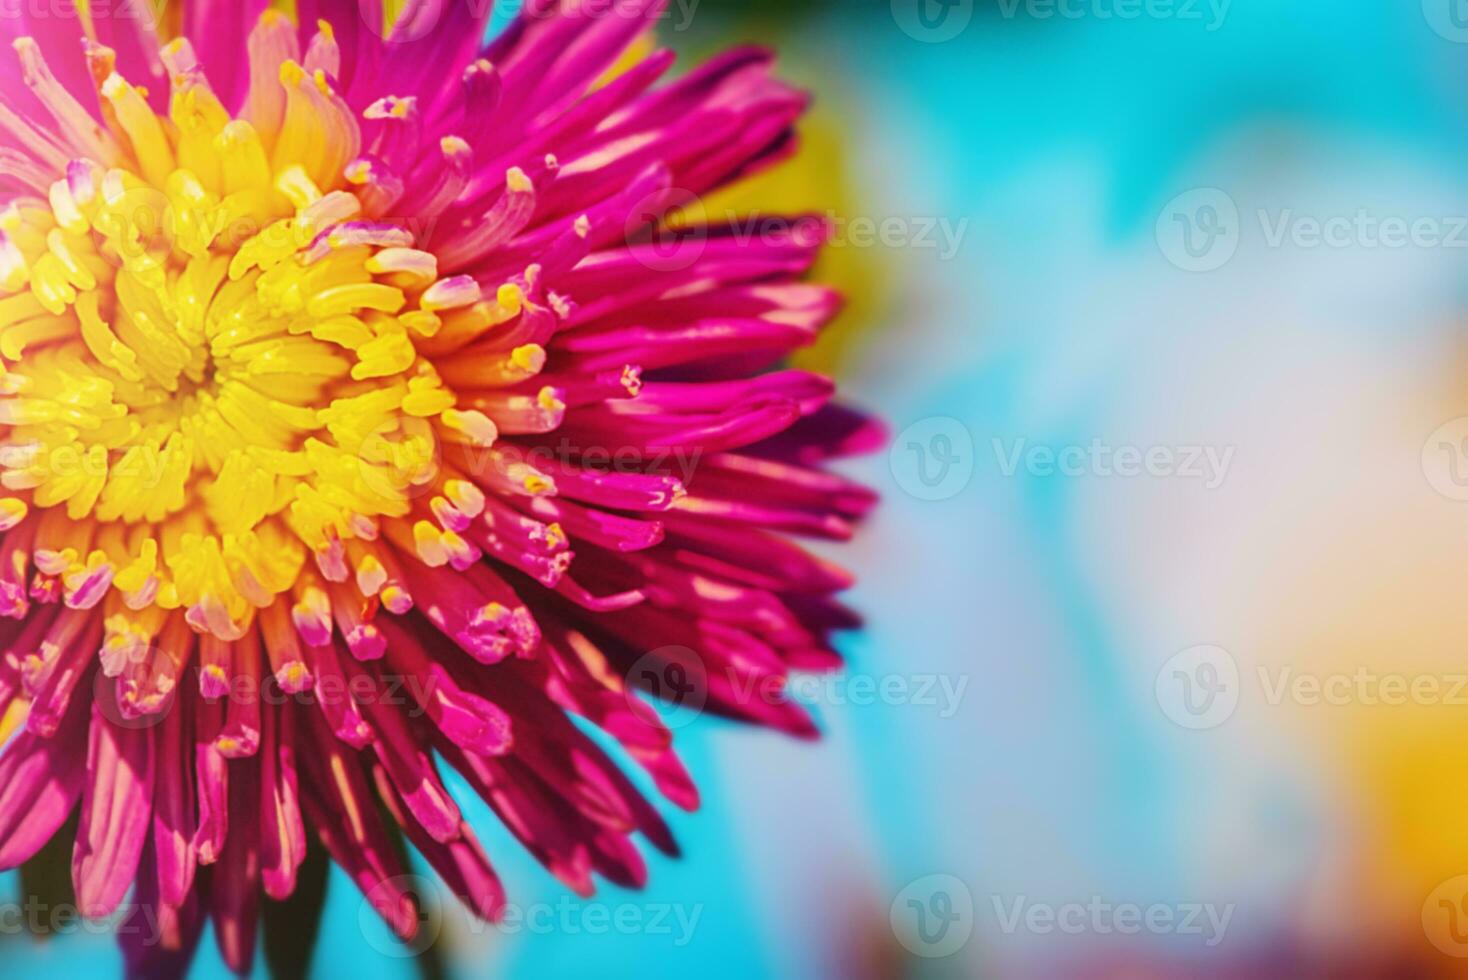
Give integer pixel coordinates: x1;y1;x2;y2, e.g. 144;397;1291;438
442;408;499;447
496;282;524;318
277;659;312;694
0;498;27;530
379;584;413;615
512;344;546;373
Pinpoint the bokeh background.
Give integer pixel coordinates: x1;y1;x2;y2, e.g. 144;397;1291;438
13;0;1468;976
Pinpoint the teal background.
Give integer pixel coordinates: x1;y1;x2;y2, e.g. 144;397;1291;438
9;1;1468;977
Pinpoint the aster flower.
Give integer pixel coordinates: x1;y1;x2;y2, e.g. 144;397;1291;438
0;0;879;973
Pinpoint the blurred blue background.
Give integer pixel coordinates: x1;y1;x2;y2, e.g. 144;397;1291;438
15;0;1468;976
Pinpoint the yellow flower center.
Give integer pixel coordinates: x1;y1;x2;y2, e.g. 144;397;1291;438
0;35;523;641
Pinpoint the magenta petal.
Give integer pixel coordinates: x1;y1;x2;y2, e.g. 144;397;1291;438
152;692;197;907
0;722;86;868
183;0;271;110
211;752;261;975
119;845;206;980
258;703;307;899
0;0;878;946
73;702;156;917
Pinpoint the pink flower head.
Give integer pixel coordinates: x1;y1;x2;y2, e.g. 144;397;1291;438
0;0;879;972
